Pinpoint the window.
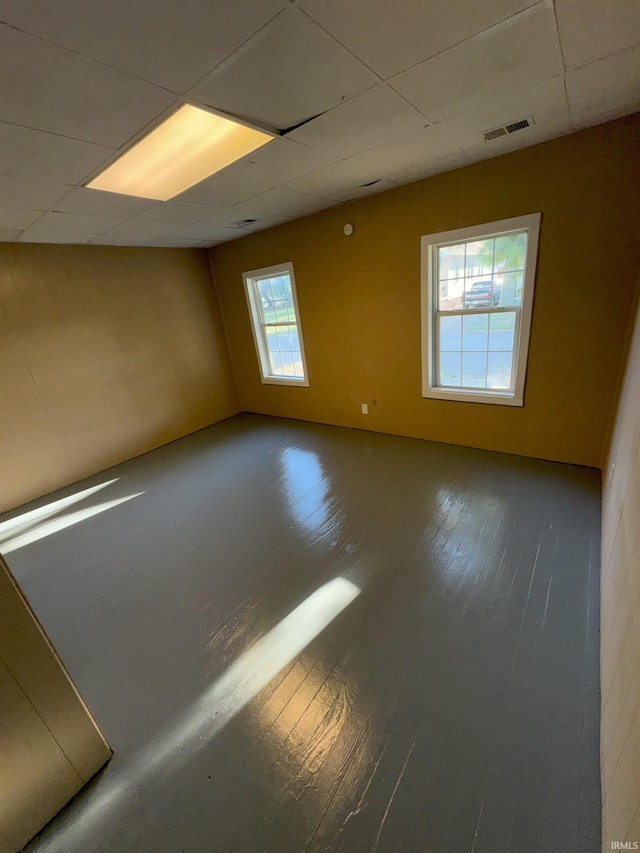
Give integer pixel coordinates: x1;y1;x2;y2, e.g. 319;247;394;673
242;262;309;386
421;213;540;406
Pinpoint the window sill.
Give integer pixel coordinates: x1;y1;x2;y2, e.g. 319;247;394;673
422;387;523;406
260;375;309;388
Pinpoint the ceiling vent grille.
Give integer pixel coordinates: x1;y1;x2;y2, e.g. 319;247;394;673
505;118;530;133
484;127;507;141
483;116;533;142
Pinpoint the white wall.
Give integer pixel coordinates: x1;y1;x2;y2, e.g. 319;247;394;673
600;276;640;849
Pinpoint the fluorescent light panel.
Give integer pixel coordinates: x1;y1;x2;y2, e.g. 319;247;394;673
87;104;275;201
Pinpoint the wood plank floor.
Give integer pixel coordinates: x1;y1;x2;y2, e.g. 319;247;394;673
2;414;601;852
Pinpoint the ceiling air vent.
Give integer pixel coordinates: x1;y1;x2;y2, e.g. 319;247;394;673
505;118;531;133
484;126;507;141
483;116;533;142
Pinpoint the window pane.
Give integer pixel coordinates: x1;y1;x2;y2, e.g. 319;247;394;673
439;315;462;351
292;353;303;377
487;351;513;389
278;352;294;375
278;350;303;379
463;276;496;309
257;278;271;305
439;244;465;280
495;272;523;307
265;324;301;377
439;278;465;311
462;313;488;351
256;279;271;324
285;326;298;349
265;326;280;355
439;352;461;387
257;281;269;322
288;327;300;351
514;272;523;305
465;239;494;278
493;232;526;273
268;351;283;374
488;312;516;351
462;352;487;387
267;326;284;357
259;274;296;323
287;299;297;322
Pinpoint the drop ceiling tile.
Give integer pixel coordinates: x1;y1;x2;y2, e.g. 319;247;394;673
131;201;219;226
18;231;99;244
0;122;114;184
164;224;240;241
0;208;42;229
435;75;571;151
288;84;427;158
391;3;563;122
0;175;71;211
337;125;464;178
0;0;287;93
191;206;291;229
286;159;398;202
103;220;181;240
335;177;399;203
176;173;272;207
189;8;377;129
221;138;334;185
234;187;333;217
53;187;157;218
149;238;207;248
0;229;23;242
215;232;246;244
387;152;476;186
300;0;540;79
28;211;124;234
284;159;383;200
89;235;155;246
566;46;640;129
0;25;176;147
555;0;640;70
221;216;293;236
221;212;292;230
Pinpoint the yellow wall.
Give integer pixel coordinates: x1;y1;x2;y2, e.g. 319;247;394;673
0;245;240;512
600;270;640;849
210;114;640;468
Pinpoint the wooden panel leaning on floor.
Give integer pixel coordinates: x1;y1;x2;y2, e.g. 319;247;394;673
0;555;111;851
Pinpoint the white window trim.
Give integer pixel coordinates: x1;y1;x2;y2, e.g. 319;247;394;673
242;261;310;387
421;213;541;407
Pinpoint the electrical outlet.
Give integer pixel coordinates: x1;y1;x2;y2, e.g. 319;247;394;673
361;403;368;414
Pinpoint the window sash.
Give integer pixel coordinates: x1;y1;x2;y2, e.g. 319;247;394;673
421;213;541;406
433;306;521;393
251;277;301;380
432;237;524;394
242;263;309;387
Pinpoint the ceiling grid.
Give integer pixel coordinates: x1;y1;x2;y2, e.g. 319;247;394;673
0;0;637;246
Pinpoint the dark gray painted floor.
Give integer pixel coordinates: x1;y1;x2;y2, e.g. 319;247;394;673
2;414;601;852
